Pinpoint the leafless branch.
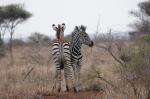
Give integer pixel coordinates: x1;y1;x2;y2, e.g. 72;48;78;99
23;67;34;81
96;43;125;67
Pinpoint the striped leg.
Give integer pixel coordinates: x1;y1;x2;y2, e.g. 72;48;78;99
72;62;78;92
72;60;81;93
52;43;62;92
52;70;57;91
63;43;74;92
64;56;74;91
77;61;81;91
56;66;61;92
53;62;62;92
64;63;70;91
64;59;74;92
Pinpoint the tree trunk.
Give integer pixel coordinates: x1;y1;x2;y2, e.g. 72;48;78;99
10;26;14;65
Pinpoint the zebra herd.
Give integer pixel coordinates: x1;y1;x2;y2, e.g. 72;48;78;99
52;23;94;93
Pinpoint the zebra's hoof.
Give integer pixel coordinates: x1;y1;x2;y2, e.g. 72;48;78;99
74;87;78;93
66;86;69;92
58;88;61;92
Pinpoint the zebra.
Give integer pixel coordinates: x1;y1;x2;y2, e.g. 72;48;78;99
70;25;94;92
52;23;74;92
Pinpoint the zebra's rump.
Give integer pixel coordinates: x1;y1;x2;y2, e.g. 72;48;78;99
52;42;71;69
58;56;65;69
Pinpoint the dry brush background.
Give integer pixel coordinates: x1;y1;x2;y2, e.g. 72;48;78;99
0;40;140;99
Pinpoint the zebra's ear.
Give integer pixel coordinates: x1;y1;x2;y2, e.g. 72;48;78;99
80;25;86;32
52;24;57;31
75;26;79;31
62;23;66;31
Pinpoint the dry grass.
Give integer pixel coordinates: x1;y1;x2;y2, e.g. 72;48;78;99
0;45;138;99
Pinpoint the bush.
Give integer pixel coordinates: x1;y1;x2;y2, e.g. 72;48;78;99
27;32;51;46
115;36;150;98
81;65;105;92
12;39;25;46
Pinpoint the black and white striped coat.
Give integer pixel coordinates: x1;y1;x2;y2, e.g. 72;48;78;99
52;24;93;92
52;41;73;92
70;25;94;92
51;23;73;92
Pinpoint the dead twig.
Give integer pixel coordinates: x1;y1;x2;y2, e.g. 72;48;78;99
95;44;125;67
23;67;34;81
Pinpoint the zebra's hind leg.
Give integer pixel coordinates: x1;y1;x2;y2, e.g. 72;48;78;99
64;64;70;92
55;67;62;92
52;79;56;91
64;61;74;92
52;68;61;92
52;71;57;92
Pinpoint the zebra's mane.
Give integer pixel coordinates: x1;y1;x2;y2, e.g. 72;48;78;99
56;24;61;40
74;25;86;32
71;25;87;39
80;25;86;32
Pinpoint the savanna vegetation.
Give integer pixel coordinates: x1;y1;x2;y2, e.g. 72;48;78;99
0;0;150;99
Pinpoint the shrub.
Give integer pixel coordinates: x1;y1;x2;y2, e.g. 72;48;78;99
27;32;51;46
12;38;25;46
115;36;150;98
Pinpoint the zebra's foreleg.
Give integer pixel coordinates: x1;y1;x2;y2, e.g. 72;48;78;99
77;61;81;91
73;62;81;93
72;63;79;92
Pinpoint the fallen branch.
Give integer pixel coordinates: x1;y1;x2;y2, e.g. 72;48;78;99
23;67;34;81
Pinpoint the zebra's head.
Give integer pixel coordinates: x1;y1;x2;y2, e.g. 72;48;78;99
74;25;94;47
52;23;66;42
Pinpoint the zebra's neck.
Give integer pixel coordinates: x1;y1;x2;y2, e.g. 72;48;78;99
70;33;82;56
